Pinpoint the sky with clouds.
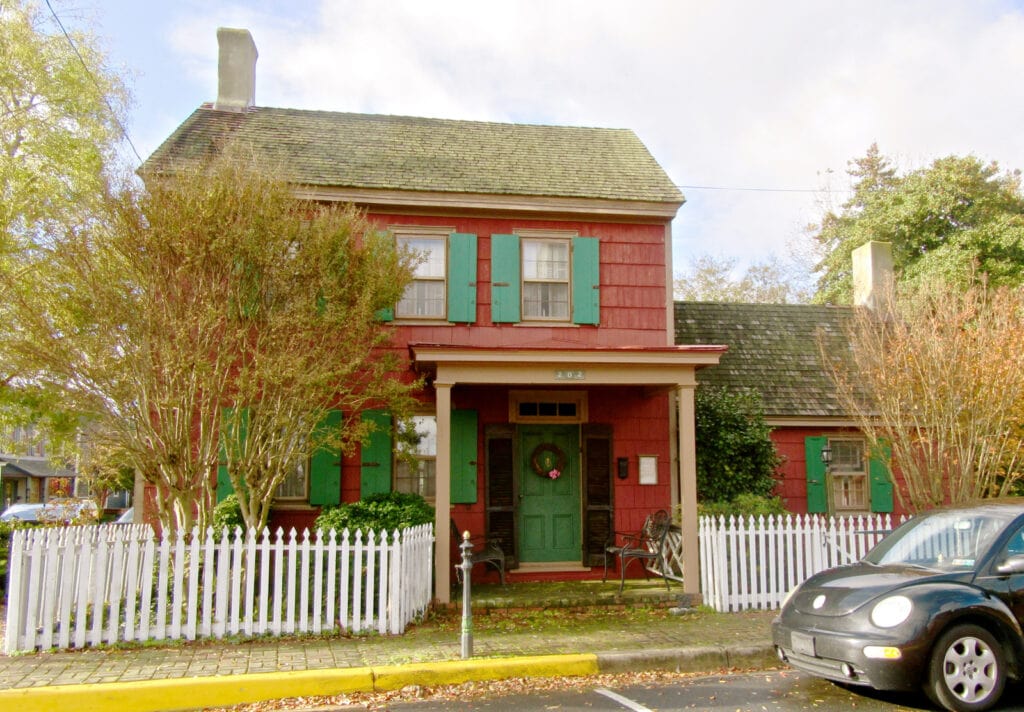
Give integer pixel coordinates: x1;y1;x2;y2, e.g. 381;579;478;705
62;0;1024;279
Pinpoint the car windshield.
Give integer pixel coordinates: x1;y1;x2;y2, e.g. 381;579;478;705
864;509;1016;571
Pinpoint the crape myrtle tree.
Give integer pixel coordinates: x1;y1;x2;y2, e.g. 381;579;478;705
824;279;1024;511
0;0;129;453
811;144;1024;305
2;153;420;533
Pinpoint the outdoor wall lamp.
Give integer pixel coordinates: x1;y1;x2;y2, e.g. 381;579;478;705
820;444;833;466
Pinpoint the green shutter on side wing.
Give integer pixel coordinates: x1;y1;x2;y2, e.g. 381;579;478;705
309;410;342;506
447;233;477;323
804;436;828;514
490;234;521;323
571;236;600;325
360;410;392;499
450;410;479;504
869;440;894;513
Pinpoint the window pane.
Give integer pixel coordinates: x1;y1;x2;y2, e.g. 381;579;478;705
831;440;865;473
397;280;445;317
275;459;307;500
523;241;568;280
523;283;569;318
399;237;446;278
395;458;436;498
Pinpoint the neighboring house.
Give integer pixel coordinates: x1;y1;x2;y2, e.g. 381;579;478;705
0;425;75;508
144;28;725;602
674;241;906;518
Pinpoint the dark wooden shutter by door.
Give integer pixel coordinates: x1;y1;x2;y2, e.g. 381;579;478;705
485;425;516;566
583;424;613;567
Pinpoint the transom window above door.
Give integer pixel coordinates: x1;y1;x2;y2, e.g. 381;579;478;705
394;226;453;319
510;390;588;424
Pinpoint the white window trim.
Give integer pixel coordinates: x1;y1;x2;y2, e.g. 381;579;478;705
393;225;454;322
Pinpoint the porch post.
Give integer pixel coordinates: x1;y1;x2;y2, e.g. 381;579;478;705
434;381;453;604
676;384;700;596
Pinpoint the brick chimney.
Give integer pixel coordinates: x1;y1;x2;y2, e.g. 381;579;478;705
852;240;894;311
214;28;257;112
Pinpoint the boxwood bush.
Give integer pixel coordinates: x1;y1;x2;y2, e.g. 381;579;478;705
315;492;434;534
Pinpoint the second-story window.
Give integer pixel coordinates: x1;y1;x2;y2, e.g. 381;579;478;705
522;238;570;320
396;234;447;319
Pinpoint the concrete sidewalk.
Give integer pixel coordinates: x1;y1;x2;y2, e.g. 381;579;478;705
0;600;778;712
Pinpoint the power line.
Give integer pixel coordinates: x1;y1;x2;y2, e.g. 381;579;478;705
677;184;853;194
44;0;143;165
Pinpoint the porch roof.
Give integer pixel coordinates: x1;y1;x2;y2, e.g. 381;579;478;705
409;343;727;387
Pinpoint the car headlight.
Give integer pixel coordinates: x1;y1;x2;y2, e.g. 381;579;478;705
870;595;912;628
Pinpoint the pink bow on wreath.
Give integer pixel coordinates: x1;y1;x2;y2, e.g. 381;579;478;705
548;469;561;479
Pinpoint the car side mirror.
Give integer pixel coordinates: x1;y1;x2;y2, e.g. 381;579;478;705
995;554;1024;575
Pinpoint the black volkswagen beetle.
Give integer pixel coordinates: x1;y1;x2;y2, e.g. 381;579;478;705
772;500;1024;712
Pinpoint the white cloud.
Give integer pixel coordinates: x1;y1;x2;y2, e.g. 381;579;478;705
101;0;1024;278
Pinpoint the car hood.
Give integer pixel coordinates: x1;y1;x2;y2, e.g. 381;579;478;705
788;562;971;617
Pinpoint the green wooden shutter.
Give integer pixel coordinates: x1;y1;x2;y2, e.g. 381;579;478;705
309;410;342;506
447;233;477;323
869;440;894;513
217;407;250;503
490;234;521;323
360;410;392;498
571;236;600;325
450;409;478;504
375;306;395;322
805;436;828;514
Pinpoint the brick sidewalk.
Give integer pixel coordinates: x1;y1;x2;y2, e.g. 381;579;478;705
0;608;777;690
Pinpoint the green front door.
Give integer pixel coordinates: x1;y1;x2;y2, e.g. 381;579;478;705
518;425;580;562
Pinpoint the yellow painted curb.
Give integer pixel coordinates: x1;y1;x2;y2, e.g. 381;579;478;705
373;654;600;690
0;667;375;712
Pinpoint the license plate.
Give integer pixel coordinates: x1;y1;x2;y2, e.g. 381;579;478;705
791;631;816;657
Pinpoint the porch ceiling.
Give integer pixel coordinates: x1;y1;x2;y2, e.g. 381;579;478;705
409;343;727;388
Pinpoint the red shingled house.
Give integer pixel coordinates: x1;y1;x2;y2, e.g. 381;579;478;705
144;28;724;603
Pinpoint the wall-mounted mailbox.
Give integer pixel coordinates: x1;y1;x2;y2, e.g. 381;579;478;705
616;457;629;480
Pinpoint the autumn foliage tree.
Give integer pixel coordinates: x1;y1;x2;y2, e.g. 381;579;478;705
1;154;418;533
825;279;1024;511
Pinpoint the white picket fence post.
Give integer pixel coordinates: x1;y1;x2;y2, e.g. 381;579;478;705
4;522;434;654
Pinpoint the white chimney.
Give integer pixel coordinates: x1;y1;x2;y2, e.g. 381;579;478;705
852;240;894;311
214;28;257;112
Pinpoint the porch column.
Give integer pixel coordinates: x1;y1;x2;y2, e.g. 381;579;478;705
434;381;453;604
676;384;700;596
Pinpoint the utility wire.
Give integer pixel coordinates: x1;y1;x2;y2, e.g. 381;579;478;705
44;0;144;165
677;184;852;194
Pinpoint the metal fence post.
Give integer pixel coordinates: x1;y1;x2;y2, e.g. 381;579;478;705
460;530;473;659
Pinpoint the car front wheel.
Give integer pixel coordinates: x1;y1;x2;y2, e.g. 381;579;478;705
927;624;1006;712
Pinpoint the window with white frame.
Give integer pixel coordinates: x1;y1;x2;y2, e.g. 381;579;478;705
829;438;868;512
274;456;310;501
394;415;437;499
522;238;570;320
395;228;450;319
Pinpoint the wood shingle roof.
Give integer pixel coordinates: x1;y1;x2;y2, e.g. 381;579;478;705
674;301;855;419
144;106;683;206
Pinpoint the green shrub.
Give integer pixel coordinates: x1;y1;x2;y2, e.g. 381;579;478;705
212;493;245;532
315;492;434;534
697;494;787;519
695;385;782;503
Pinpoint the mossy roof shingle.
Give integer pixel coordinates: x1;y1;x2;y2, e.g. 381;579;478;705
144;106;683;205
674;301;855;418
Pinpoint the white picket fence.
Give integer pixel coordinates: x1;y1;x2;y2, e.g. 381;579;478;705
4;523;434;653
698;513;902;612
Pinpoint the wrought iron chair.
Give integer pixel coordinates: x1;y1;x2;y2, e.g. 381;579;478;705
603;509;673;594
451;520;506;585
